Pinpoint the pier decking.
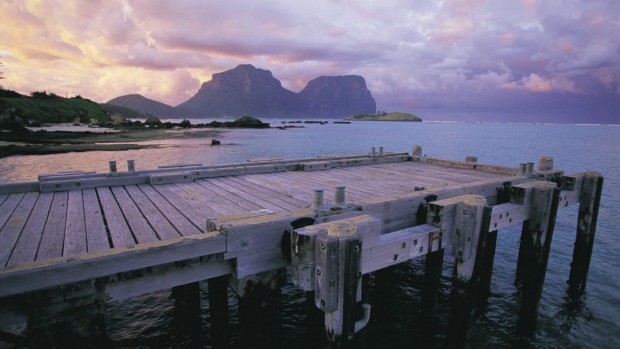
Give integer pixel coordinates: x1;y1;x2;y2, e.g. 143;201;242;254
0;148;603;348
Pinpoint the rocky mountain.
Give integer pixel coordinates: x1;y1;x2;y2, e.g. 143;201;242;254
106;94;176;117
109;65;376;118
176;64;299;117
299;75;376;117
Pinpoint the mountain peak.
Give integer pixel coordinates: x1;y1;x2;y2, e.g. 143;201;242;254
111;65;377;118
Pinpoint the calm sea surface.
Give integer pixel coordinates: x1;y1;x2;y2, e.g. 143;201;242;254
1;120;619;348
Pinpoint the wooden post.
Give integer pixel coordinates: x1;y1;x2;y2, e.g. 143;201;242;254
419;194;442;337
315;222;362;347
567;173;604;297
208;275;230;349
108;160;117;174
515;182;561;334
412;145;422;157
238;274;284;348
171;282;202;346
477;181;512;308
171;282;201;317
445;196;490;349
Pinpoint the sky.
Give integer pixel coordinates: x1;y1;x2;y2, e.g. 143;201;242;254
1;0;619;123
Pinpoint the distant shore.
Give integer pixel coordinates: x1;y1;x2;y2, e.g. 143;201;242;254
345;112;422;122
0;126;224;158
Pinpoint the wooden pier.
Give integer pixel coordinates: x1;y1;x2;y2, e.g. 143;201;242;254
0;147;603;348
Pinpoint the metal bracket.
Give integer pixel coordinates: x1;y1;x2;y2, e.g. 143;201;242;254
428;230;443;253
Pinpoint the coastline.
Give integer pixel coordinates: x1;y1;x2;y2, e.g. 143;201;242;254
0;127;224;158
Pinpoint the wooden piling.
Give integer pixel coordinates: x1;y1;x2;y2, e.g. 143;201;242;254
315;222;363;347
238;278;283;348
477;181;512;308
208;275;230;348
515;183;561;334
567;173;604;297
419;194;443;336
445;196;491;349
171;282;201;316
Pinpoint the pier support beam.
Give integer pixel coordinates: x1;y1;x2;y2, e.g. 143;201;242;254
418;194;443;340
429;194;491;348
444;196;490;349
315;222;364;347
515;182;561;334
477;181;512;308
567;173;604;297
208;275;230;348
236;271;285;348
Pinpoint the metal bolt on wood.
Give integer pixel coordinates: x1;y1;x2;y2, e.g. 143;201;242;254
313;188;324;208
108;160;117;173
335;185;346;205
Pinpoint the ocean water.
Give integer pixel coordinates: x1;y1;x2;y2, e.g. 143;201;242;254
1;120;619;348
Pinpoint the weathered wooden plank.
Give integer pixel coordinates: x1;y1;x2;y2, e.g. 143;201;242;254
124;185;181;241
257;172;335;203
82;189;110;253
105;255;233;301
0;182;40;194
270;171;368;202
149;171;193;185
6;193;53;266
204;177;289;213
138;184;202;237
360;176;528;235
173;181;248;216
235;247;288;278
63;190;87;257
362;224;440;274
227;176;309;208
219;209;316;259
207;210;277;232
331;166;425;194
0;232;226;298
568;172;603;296
244;163;299;174
0;193;8;205
96;187;135;248
150;184;211;232
196;179;263;211
488;202;529;232
217;176;304;211
39;174;149;192
111;186;159;244
310;168;400;197
420;157;518;175
233;173;313;207
0;192;39;266
191;167;247;179
0;193;25;230
194;179;262;212
36;191;69;260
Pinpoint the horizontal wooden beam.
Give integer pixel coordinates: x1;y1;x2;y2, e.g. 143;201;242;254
0;232;225;298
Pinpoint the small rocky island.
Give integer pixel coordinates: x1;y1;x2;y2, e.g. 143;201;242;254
345;111;422;122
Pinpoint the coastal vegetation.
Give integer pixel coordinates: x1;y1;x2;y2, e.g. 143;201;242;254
345;111;422;122
0;88;272;158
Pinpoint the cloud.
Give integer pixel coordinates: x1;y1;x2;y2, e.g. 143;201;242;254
0;0;618;122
